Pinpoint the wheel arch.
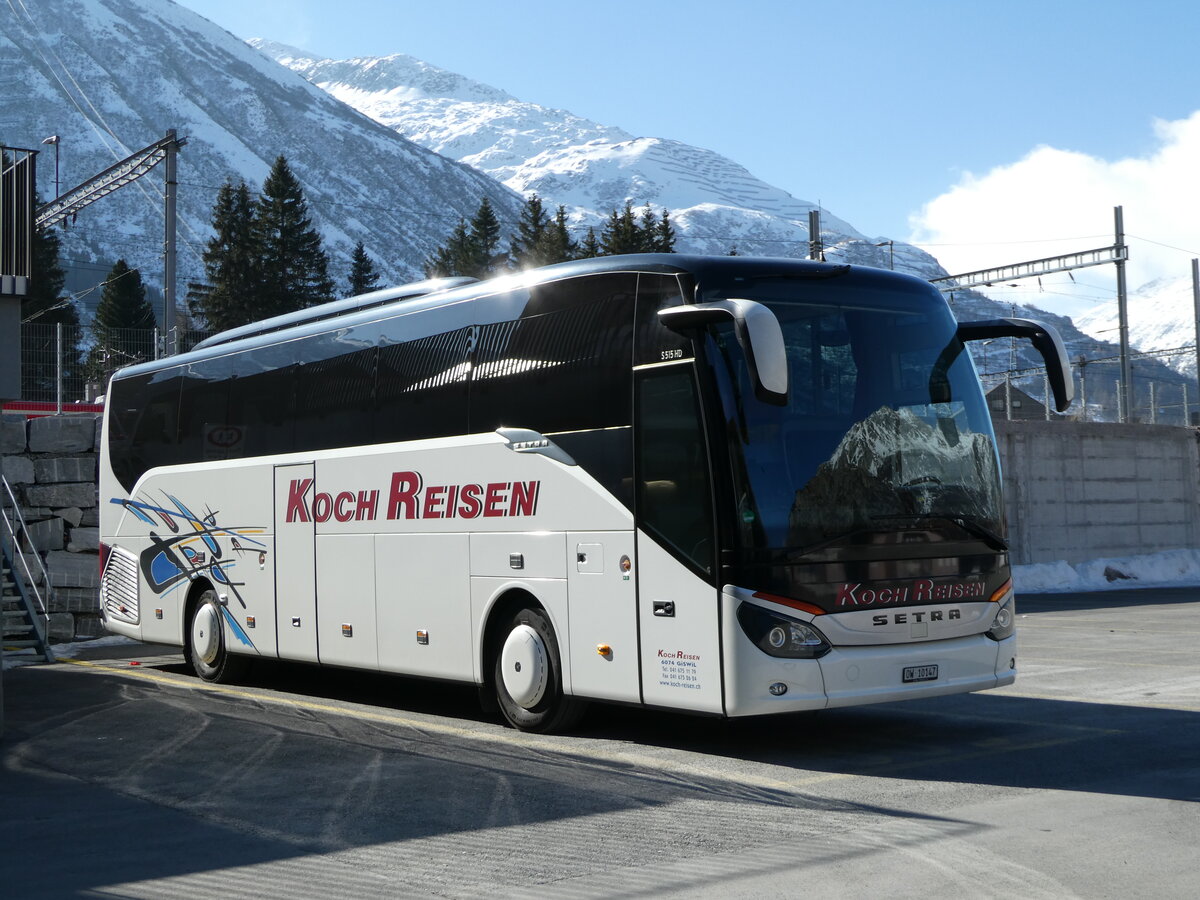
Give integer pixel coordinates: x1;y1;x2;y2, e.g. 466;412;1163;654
181;576;215;653
479;586;544;688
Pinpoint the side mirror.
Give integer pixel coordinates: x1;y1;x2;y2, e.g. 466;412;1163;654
658;299;788;405
953;317;1075;412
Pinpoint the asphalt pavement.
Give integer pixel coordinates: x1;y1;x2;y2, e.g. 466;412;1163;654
2;586;1198;898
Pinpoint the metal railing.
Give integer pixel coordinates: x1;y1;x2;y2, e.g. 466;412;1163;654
1;475;53;648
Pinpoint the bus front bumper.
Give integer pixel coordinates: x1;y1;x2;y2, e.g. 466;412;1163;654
722;621;1016;718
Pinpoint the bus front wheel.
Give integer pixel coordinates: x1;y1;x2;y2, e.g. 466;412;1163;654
188;589;250;683
492;607;585;733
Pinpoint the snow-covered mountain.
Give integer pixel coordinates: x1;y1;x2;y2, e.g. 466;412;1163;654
253;39;1195;415
3;0;1191;418
1;0;523;320
1074;275;1199;378
252;39;927;274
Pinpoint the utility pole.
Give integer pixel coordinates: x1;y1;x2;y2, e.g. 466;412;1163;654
163;129;179;355
1080;360;1089;422
1192;258;1199;424
1114;206;1132;422
1078;356;1088;421
808;209;824;261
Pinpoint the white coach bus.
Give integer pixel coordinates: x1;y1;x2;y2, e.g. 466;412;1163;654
99;255;1072;732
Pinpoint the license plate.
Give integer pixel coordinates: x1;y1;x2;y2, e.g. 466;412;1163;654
903;664;939;683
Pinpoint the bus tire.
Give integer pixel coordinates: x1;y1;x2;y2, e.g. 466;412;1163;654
492;606;585;733
187;588;250;683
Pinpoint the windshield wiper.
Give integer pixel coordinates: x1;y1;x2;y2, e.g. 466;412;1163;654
871;514;1008;552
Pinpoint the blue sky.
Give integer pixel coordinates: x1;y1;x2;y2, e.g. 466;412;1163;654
179;0;1200;314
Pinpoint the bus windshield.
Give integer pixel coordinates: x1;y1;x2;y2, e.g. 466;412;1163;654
703;275;1003;556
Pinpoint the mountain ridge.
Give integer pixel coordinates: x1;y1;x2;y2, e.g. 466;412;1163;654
3;1;1192;418
1;0;525;318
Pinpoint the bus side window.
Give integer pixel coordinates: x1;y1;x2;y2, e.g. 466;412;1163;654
636;369;714;577
469;277;635;435
634;273;691;367
178;358;231;464
376;327;471;444
109;369;183;493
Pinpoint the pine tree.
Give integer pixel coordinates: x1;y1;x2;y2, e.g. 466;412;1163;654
254;155;334;317
465;196;504;278
348;241;381;295
89;259;156;377
425;197;507;279
21;219;73;325
425;218;473;278
190;179;261;331
542;206;578;264
510;196;579;268
638;204;660;251
509;194;551;269
20;217;84;399
600;201;643;255
653;208;676;253
94;260;156;332
578;227;602;259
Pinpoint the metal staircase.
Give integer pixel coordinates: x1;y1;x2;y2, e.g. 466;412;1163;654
1;475;54;665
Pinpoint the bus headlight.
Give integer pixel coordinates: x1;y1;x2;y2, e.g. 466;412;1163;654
986;593;1016;641
737;602;830;659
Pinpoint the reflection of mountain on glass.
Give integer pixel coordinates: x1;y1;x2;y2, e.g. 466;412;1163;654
788;405;1002;548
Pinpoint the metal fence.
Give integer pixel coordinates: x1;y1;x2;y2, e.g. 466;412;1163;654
18;323;213;405
14;323;1200;426
982;352;1200;426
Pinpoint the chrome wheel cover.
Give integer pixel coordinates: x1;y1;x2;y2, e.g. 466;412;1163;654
500;623;548;708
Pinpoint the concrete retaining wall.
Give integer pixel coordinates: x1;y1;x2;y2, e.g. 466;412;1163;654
2;414;102;641
995;420;1200;566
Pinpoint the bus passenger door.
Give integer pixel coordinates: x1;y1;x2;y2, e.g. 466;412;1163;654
635;367;723;713
274;463;318;663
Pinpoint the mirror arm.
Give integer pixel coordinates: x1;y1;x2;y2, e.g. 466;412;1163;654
957;318;1075;412
658;300;789;405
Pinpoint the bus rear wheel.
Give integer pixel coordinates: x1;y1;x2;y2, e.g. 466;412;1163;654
188;589;250;683
492;606;585;733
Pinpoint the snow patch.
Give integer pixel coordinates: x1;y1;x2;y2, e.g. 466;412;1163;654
1014;548;1200;593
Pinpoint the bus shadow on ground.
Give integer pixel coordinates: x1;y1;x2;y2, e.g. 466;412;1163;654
1018;585;1200;613
578;690;1200;805
2;662;978;899
132;643;1200;808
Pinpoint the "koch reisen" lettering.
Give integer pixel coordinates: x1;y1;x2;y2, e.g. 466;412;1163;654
285;470;539;523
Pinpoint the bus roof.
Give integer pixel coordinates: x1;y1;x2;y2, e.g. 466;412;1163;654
191;276;478;351
114;254;926;383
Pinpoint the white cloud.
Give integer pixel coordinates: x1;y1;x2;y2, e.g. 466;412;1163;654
909;111;1200;316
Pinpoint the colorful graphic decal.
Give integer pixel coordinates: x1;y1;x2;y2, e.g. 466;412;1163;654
111;493;267;651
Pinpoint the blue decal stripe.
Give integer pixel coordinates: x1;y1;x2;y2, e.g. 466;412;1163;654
150;551;183;587
111;497;156;524
220;606;257;652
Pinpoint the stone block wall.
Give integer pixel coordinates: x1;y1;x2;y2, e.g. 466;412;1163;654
2;414;103;641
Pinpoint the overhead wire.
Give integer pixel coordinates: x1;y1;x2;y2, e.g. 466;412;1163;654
14;0;1196;306
7;0;207;267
